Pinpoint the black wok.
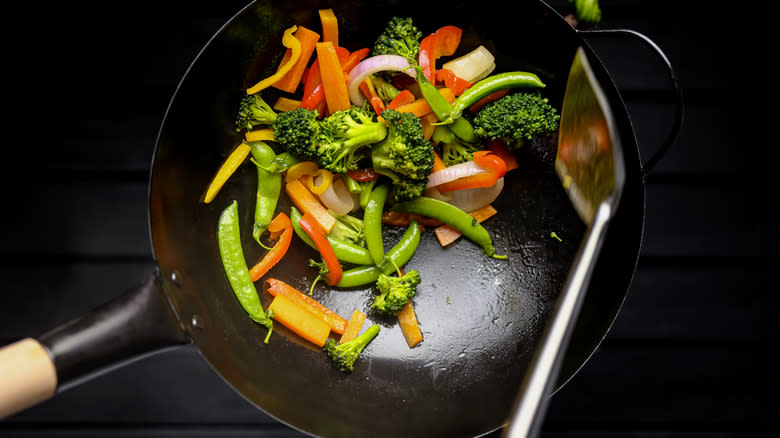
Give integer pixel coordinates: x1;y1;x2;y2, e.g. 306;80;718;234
0;0;681;436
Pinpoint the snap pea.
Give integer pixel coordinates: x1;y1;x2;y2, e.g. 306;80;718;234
392;196;506;259
364;183;392;266
343;174;362;194
443;71;546;123
289;207;373;266
359;179;378;210
416;69;479;143
249;142;281;246
217;200;273;342
337;220;421;288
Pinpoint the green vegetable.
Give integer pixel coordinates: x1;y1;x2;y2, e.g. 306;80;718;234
364;184;391;266
254;152;301;173
323;323;380;373
372;269;421;315
443;71;546;124
371;17;423;64
370;74;402;102
569;0;601;24
392;196;506;259
328;212;367;247
370;109;435;201
217;200;273;342
235;94;277;132
272;107;322;162
416;69;479;143
431;125;482;166
290;207;372;266
472;91;560;149
359;179;378;209
249;142;281;246
344;174;362;194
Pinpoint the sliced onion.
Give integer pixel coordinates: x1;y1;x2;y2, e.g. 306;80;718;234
318;176;354;216
423;186;453;202
442;45;496;83
425;160;486;188
447;177;504;213
347;55;417;106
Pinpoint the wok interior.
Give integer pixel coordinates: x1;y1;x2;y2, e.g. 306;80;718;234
149;0;643;436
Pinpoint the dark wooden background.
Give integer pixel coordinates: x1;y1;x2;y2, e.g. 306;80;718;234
2;0;779;436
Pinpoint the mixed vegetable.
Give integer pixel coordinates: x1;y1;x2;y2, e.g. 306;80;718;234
204;9;560;372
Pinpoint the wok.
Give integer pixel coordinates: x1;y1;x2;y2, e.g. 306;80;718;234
0;0;681;436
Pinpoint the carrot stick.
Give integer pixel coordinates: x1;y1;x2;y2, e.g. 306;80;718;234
248;213;293;281
272;26;321;94
434;204;498;246
316;41;351;114
319;8;339;46
265;278;347;335
285;178;336;233
339;309;367;344
398;302;423;348
268;294;331;347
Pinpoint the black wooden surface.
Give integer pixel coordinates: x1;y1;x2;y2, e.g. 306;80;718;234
2;0;779;437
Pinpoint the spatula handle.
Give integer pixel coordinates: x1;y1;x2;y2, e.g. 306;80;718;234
0;338;58;418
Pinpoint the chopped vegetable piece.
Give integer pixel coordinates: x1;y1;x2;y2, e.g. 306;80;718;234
285;178;337;233
319;8;339;46
264;278;347;335
290;206;372;266
273;96;302;112
372;270;421;316
442;45;496;83
247;26;301;94
360;77;387;117
434;204;498;246
316;41;351;114
299;211;343;286
249;212;293;281
487;139;519;171
397;302;423;348
364;183;392;266
387;89;415;109
268;294;331;347
203;143;251;204
339;309;367;344
324;324;380;372
436;151;507;193
395;87;456;118
468;89;508;113
381;210;442;228
435;68;472;96
272;26;321;94
416;70;477;143
420;112;439;140
249;142;282;244
346;168;379;182
419;25;462;82
245;128;275;142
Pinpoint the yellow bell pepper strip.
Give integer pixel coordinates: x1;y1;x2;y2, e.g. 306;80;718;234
248;212;293;282
305;168;334;195
299;211;343;286
437;150;507;193
244;128;275;143
285;161;320;183
272;26;321;94
398;301;423;348
316;41;351;114
319;8;339;46
264;278;347;335
273;96;301;112
203;143;251;204
246;26;301;95
285;178;336;233
267;294;331;348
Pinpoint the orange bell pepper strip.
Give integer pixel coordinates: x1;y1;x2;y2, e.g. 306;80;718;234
272;26;321;94
434;204;498;247
435;68;472;96
398;301;423;348
264;278;347;335
203;143;251;203
298;212;343;286
419;25;462;82
387;89;416;110
316;41;351;114
396;87;456;118
339;308;367;344
420;112;439;140
267;294;331;347
248;212;293;281
437;151;508;193
319;8;339;46
247;26;301;94
341;48;369;73
486;139;519;172
285;178;336;233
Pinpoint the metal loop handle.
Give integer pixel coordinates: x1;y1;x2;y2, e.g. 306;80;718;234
579;28;684;176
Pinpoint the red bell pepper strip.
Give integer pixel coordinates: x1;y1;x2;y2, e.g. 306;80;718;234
298;212;343;286
347;168;380;182
435;68;472;96
249;212;293;281
419;25;463;82
437;151;507;193
486;139;519;172
468;89;509;113
359;78;386;117
387;89;416;110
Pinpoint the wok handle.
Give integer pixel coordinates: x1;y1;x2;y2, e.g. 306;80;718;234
0;271;190;419
579;28;684;175
503;203;613;438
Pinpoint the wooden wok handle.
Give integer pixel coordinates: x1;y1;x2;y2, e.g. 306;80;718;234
0;338;58;418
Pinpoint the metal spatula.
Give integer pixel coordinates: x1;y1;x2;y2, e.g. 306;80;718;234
503;46;626;438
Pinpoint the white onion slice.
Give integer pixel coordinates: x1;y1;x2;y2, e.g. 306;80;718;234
442;45;496;83
347;55;417;106
425;160;486;189
318;177;354;216
446;177;504;213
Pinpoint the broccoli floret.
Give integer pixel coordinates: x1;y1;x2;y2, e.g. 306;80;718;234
317;106;388;174
370;109;434;201
272;107;322;161
323;324;380;372
569;0;601;24
372;17;423;64
372;270;421;315
431;125;483;166
235;94;278;132
370;74;401;103
472;92;560;150
328;212;366;247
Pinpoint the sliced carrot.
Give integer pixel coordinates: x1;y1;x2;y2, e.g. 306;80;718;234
285;178;336;233
248;212;293;282
434;204;498;246
387;89;416;110
316;41;351;114
273;96;302;112
396;87;456;118
339;309;367;344
487;139;519;171
244;128;275;142
319;8;339;46
268;294;331;347
398;301;423;348
272;26;321;94
203;143;251;204
265;278;347;335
